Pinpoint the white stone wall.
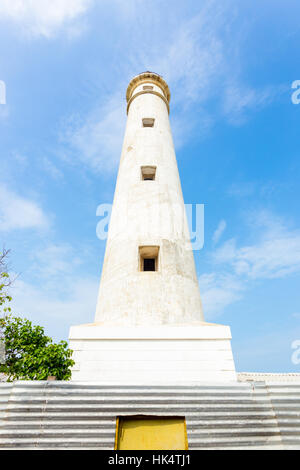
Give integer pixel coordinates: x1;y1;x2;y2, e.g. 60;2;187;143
69;325;236;383
94;77;204;326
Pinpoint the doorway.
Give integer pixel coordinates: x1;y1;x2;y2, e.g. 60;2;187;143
115;416;188;450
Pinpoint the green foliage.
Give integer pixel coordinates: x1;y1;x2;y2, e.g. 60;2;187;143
0;249;12;314
0;315;75;381
0;273;12;312
0;249;74;381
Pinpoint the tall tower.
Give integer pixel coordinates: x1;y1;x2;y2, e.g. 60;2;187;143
69;72;236;383
95;71;204;327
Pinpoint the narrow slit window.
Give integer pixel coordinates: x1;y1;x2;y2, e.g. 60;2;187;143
142;118;155;128
139;246;159;272
143;85;153;91
141;166;156;181
144;258;155;271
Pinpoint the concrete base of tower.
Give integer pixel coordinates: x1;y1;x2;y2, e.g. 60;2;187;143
68;323;237;383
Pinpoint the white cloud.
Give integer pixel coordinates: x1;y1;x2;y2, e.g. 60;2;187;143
199;272;244;319
60;2;227;171
227;182;256;198
31;243;82;279
199;211;300;318
235;237;300;280
222;84;282;125
56;0;283;174
11;276;98;342
61;91;126;173
212;219;226;245
129;2;280;121
0;185;49;232
0;105;9;120
154;8;225;106
212;238;237;264
124;2;228;112
42;157;64;180
9;241;99;341
0;0;93;38
213;212;300;280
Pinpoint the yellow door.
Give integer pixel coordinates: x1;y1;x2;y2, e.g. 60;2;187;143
115;416;188;450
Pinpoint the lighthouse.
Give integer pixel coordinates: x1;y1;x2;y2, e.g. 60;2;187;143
69;72;236;383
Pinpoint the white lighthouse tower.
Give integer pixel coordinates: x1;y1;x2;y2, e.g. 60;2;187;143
69;72;236;383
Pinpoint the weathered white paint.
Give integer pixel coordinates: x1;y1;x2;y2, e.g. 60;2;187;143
69;325;236;383
94;72;203;326
69;72;236;382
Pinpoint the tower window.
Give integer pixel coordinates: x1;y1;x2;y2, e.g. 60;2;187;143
144;259;155;271
142;118;155;128
141;166;156;181
143;85;153;91
139;246;159;272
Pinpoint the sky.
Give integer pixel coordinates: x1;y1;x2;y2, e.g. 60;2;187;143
0;0;300;373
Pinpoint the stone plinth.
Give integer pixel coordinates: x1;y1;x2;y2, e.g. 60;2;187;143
69;323;236;383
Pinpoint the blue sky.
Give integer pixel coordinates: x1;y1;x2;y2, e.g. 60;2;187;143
0;0;300;373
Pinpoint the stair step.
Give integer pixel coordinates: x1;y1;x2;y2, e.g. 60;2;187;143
6;397;272;405
0;425;281;436
1;419;279;429
1;381;299;450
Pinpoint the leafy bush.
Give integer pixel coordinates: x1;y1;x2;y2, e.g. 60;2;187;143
0;315;75;381
0;249;12;314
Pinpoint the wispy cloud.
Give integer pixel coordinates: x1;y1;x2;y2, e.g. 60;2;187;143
42;157;64;181
212;219;226;245
11;276;98;341
222;84;284;125
200;210;300;318
10;241;99;340
0;185;49;232
126;1;282;125
31;243;82;279
153;5;226;106
0;105;9;120
61;91;126;174
0;0;93;38
213;211;300;280
60;1;229;171
59;0;284;173
199;272;244;318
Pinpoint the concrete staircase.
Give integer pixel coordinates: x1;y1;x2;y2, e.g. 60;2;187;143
263;383;300;450
0;381;300;449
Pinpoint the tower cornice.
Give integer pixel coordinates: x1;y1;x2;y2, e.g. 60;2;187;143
126;89;170;115
126;72;171;104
